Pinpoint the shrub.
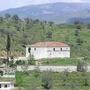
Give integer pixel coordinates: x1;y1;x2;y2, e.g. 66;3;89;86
0;71;3;76
75;29;80;36
8;59;16;67
77;61;87;72
15;60;25;65
83;78;89;86
61;69;69;86
28;55;35;65
41;71;53;89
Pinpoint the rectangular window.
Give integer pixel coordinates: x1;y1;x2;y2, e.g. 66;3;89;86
61;48;62;51
0;84;1;88
28;48;31;53
34;48;36;51
53;48;55;51
4;84;7;88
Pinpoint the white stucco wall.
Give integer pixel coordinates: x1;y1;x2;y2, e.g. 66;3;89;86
26;46;70;59
0;82;14;90
31;47;47;59
26;47;47;59
46;47;70;58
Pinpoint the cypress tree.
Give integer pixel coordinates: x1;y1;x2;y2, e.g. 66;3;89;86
6;34;11;63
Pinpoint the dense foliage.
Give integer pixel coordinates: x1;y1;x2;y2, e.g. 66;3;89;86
16;71;90;90
0;14;90;58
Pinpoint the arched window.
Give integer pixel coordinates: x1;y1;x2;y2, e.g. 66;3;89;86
28;48;31;53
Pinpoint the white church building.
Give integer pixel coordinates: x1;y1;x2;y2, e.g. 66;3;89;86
26;42;70;60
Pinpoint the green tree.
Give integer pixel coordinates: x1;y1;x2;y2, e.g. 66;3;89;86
0;70;3;76
76;38;83;46
48;21;54;27
5;14;11;28
61;69;69;86
0;16;4;23
75;29;80;36
6;34;11;63
12;14;19;24
46;31;52;39
24;18;30;24
87;24;90;29
5;13;11;20
83;78;89;86
74;20;81;30
28;55;35;65
24;18;33;29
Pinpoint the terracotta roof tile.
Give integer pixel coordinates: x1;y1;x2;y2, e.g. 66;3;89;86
30;42;69;47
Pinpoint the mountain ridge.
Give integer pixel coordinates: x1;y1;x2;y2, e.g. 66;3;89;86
0;2;90;23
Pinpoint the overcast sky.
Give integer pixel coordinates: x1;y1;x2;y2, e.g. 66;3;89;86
0;0;90;11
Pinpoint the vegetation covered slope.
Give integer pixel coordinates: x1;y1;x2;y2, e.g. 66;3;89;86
0;14;90;58
16;71;90;90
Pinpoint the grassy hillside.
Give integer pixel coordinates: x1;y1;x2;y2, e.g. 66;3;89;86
16;71;90;90
0;14;90;58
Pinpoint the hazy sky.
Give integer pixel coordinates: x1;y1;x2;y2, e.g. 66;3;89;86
0;0;90;11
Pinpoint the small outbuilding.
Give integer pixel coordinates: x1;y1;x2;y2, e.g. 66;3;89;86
26;42;70;59
0;82;14;90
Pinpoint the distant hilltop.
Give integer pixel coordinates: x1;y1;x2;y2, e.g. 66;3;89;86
0;2;90;23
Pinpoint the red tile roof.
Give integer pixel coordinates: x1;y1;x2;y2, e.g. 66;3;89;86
30;42;69;47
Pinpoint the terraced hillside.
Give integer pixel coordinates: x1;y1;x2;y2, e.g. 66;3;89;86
0;15;90;58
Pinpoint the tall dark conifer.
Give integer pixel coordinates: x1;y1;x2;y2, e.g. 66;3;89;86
6;34;11;63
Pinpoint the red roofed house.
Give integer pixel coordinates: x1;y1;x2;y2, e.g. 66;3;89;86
26;42;70;59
